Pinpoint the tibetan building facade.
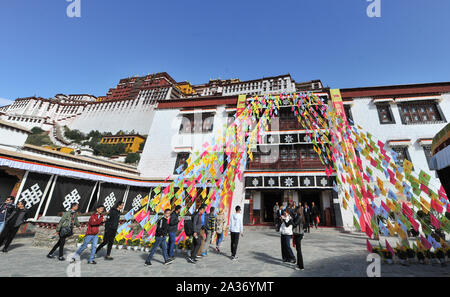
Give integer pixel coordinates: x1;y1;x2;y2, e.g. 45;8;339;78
0;72;449;231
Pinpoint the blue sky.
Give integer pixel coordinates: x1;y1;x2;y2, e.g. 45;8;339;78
1;0;449;104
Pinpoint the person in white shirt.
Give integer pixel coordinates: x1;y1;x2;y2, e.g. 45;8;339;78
280;210;296;264
229;205;243;260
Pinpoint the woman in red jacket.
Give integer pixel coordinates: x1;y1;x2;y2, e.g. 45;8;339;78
71;205;105;264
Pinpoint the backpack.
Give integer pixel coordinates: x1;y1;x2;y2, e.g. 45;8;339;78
184;215;195;236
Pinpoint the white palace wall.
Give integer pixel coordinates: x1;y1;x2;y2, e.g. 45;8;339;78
68;100;156;135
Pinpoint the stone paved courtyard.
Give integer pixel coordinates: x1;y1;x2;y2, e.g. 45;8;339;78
0;227;449;277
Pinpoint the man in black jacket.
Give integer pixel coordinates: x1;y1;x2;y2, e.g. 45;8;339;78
95;201;123;260
167;205;181;261
311;202;319;229
187;204;205;264
145;209;173;266
0;196;15;235
0;200;28;252
303;203;311;233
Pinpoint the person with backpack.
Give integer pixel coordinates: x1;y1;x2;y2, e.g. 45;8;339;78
0;196;15;235
167;205;181;261
0;200;29;253
95;201;123;260
71;205;105;264
145;209;173;266
201;207;216;256
187;204;205;264
293;206;305;270
47;202;81;260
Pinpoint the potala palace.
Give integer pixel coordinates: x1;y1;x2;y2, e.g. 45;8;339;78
0;72;449;232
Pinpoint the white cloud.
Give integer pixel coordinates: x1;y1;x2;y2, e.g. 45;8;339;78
0;97;13;107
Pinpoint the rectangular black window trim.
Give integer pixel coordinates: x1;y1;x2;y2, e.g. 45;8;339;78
391;146;411;168
376;103;395;124
398;102;444;125
344;105;354;125
423;145;432;169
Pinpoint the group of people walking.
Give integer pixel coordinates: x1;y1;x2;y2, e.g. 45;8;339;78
1;194;311;272
43;198;243;267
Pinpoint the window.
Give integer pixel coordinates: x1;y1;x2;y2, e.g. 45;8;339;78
344;105;354;125
179;112;214;133
391;146;411;167
399;102;444;125
376;104;395;124
174;152;190;174
179;113;194;133
300;145;320;161
202;113;214;132
423;145;432;169
227;112;235;127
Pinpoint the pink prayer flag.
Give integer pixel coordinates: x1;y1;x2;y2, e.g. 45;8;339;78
135;209;146;223
381;201;390;213
430;212;441;229
420;183;429;195
177;218;184;231
126;231;133;239
385;240;394;256
175;232;184;244
420;235;432;250
136;229;144;239
431;198;443;213
439;185;448;201
148;224;157;236
163;186;170;195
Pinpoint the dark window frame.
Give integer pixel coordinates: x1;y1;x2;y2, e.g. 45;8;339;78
375;103;396;125
422;145;432;169
398;101;445;125
174;152;190;174
391;146;411;168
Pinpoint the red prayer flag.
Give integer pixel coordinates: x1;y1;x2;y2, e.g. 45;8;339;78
431;198;443;213
366;239;373;252
430;212;441;229
385;240;394;256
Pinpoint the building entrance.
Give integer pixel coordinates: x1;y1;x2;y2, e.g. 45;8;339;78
262;190;283;223
0;169;19;203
